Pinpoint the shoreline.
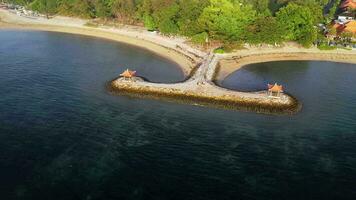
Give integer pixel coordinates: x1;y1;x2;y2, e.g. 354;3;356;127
1;8;356;114
0;9;204;76
216;49;356;80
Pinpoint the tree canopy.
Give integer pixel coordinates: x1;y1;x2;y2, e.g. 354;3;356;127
3;0;338;47
276;3;317;47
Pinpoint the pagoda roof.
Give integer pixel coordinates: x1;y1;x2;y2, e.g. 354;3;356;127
120;69;136;78
268;83;284;93
341;0;356;10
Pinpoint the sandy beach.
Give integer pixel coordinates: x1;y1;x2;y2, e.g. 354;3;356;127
216;48;356;80
0;8;205;76
2;8;356;80
1;7;356;114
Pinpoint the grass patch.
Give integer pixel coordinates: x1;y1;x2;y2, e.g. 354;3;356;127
214;48;225;54
214;41;245;54
191;32;208;45
317;44;337;50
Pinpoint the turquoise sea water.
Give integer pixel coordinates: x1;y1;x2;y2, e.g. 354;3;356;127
0;30;355;200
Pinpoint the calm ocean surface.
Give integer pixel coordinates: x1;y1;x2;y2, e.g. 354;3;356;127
0;30;355;200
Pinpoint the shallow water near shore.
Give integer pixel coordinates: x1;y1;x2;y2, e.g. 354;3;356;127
1;30;356;200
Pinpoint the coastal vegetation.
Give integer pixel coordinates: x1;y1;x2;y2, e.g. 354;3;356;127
2;0;340;48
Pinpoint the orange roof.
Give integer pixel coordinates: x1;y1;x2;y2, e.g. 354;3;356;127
333;23;343;30
341;0;356;10
120;69;136;78
268;83;283;93
345;20;356;33
333;21;356;35
332;23;345;35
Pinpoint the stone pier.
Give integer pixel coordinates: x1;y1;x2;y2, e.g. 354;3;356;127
110;53;300;114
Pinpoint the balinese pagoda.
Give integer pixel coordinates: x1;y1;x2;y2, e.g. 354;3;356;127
268;83;284;97
120;69;137;80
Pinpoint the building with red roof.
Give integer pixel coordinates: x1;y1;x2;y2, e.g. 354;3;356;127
341;0;356;10
332;20;356;36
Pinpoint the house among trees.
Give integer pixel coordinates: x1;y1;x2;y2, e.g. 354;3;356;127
328;0;356;39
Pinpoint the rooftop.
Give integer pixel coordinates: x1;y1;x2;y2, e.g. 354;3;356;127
120;69;136;78
345;20;356;33
341;0;356;10
268;83;283;93
332;20;356;35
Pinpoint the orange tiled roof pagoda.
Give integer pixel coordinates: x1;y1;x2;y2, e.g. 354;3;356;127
120;69;136;78
268;83;284;93
341;0;356;10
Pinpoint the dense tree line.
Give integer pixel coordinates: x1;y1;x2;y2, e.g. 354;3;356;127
4;0;338;48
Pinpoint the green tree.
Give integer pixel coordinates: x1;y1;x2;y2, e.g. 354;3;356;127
56;0;94;18
176;0;208;36
93;0;111;18
152;1;179;34
276;3;317;47
191;32;209;45
292;0;325;23
143;14;156;31
30;0;57;18
6;0;330;47
246;16;285;44
242;0;270;15
110;0;137;23
198;0;257;41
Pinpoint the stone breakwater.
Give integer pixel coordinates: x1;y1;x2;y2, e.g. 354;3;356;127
110;54;300;114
